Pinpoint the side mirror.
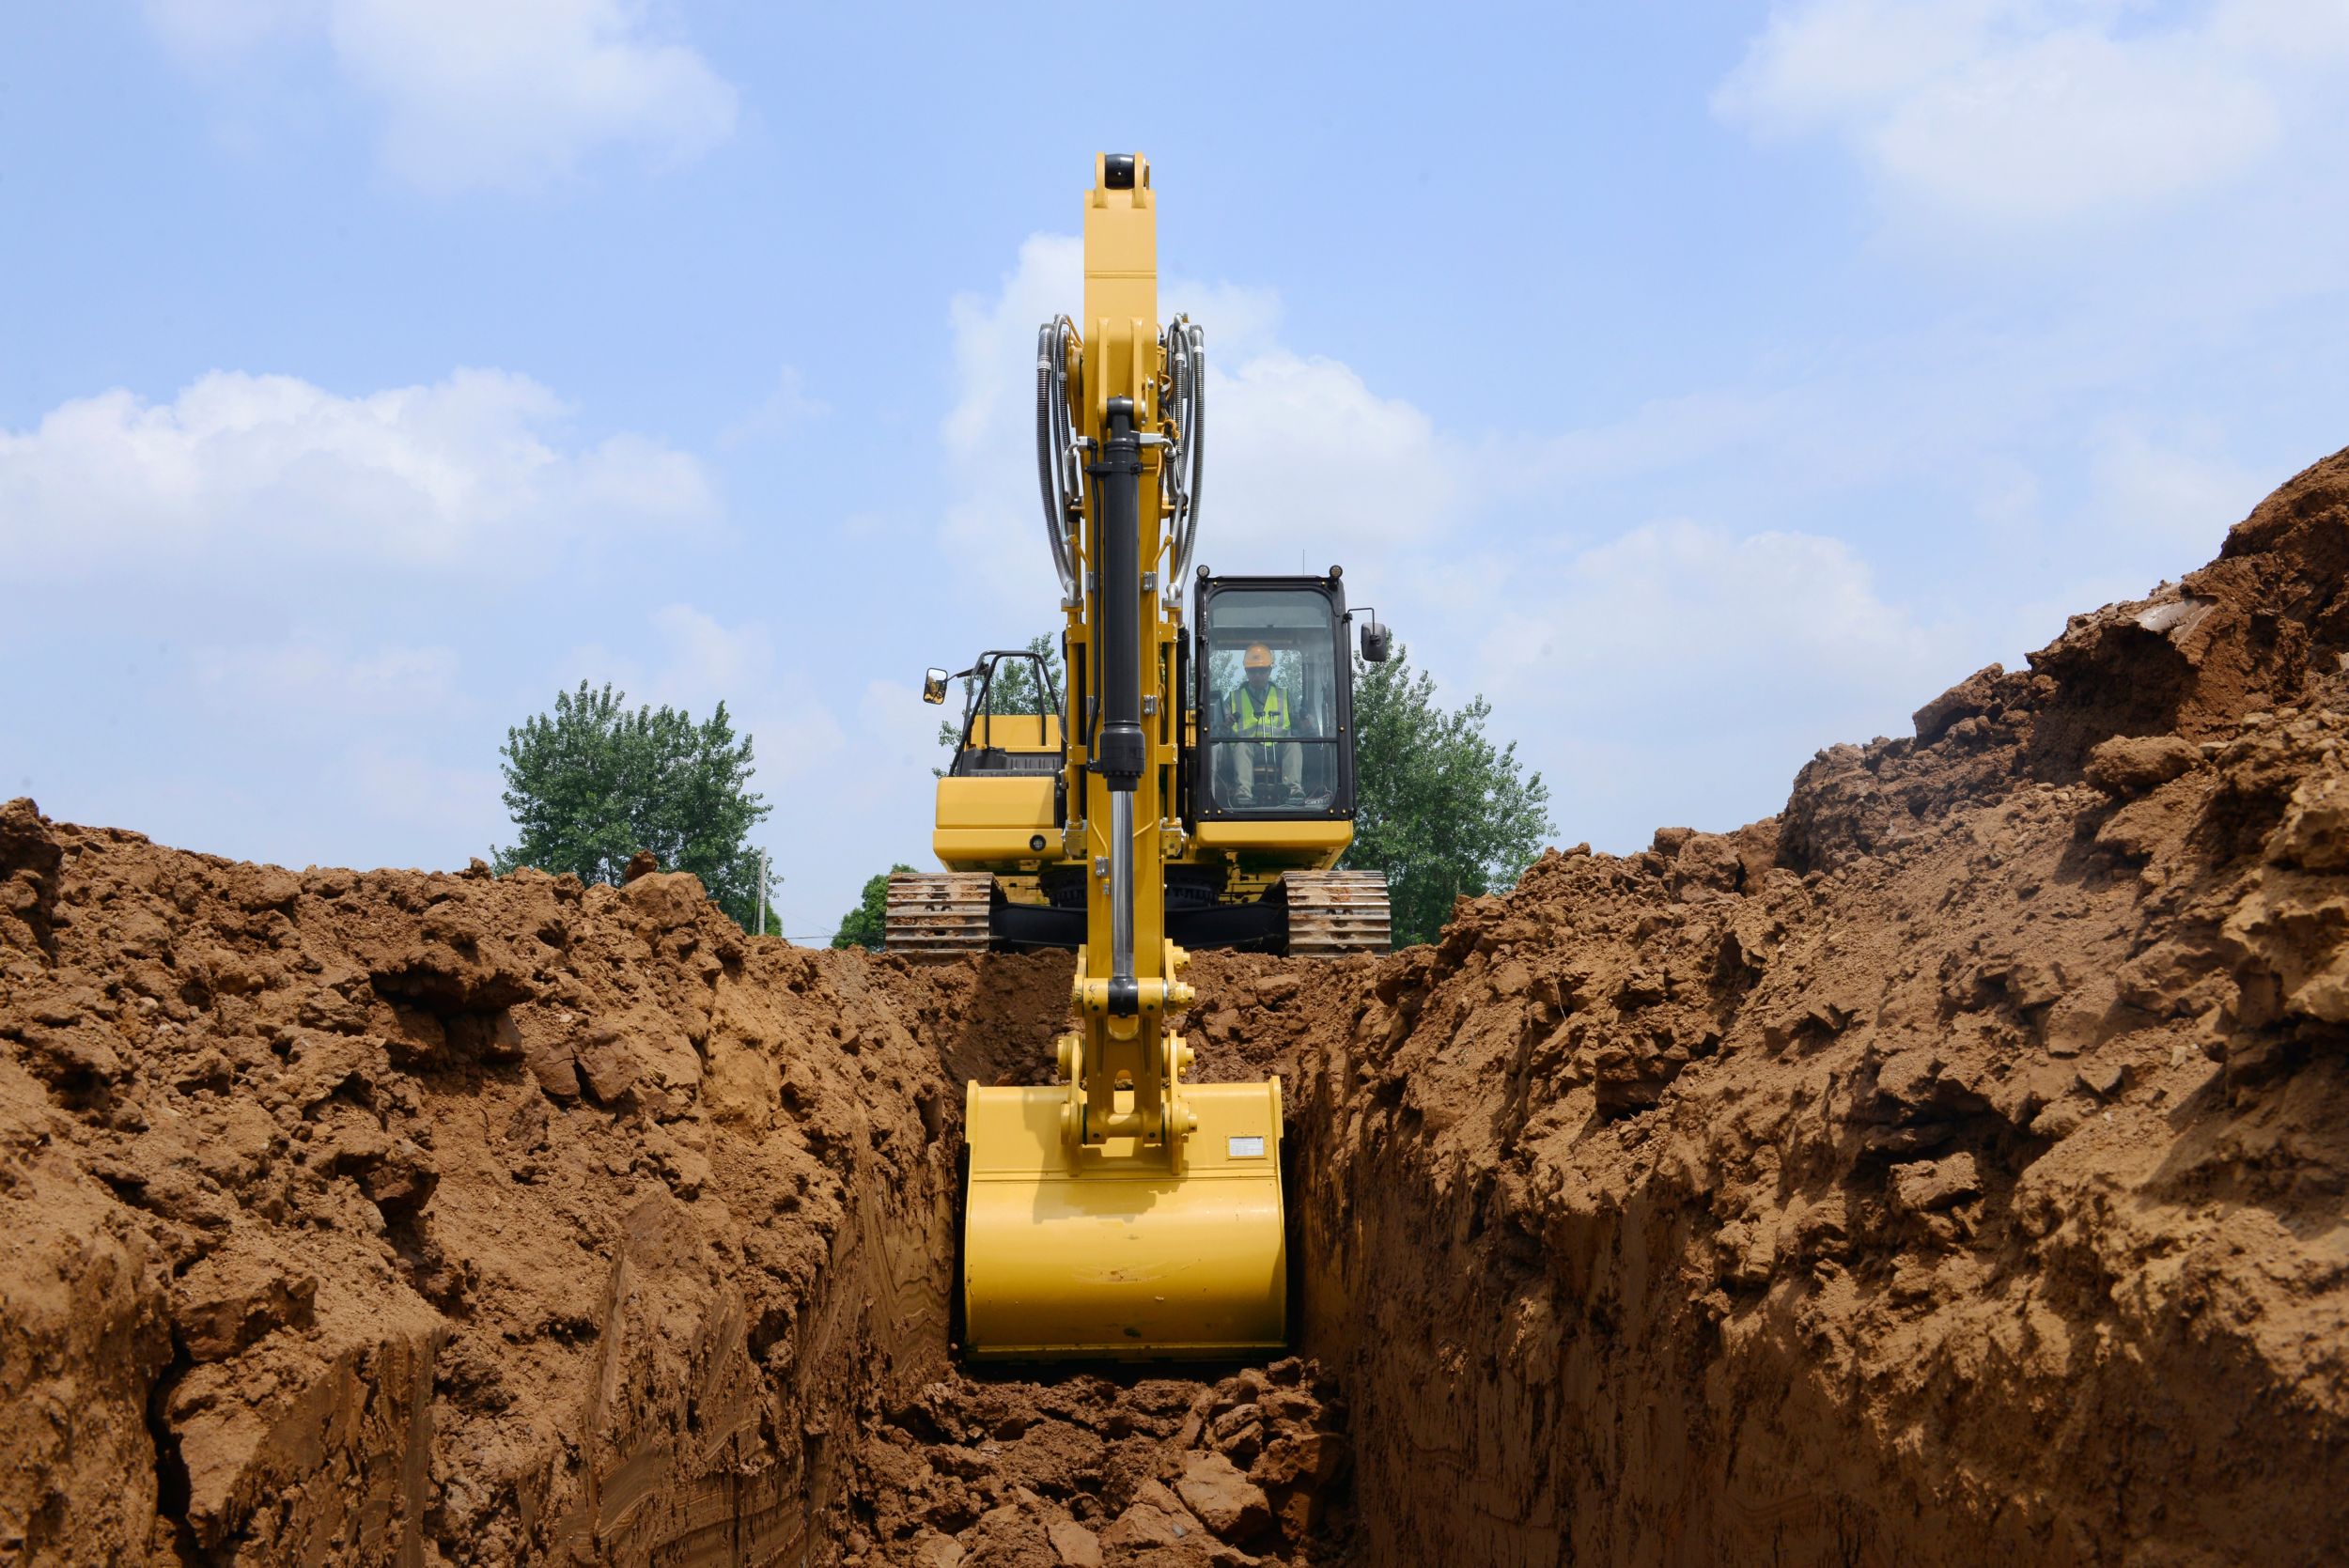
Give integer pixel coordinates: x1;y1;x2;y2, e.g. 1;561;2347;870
922;667;949;705
1359;619;1392;663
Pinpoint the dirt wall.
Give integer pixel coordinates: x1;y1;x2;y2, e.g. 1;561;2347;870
1286;448;2349;1565
0;820;1059;1560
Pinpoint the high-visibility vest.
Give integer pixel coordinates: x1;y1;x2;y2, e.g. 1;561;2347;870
1227;684;1290;737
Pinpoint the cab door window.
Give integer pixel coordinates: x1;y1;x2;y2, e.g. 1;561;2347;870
1200;589;1341;815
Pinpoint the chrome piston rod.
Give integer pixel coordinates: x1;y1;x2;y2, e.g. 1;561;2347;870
1110;793;1134;986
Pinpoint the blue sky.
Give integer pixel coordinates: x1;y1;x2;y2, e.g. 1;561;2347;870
5;1;2346;940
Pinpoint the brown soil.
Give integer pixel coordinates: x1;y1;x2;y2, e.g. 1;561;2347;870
6;448;2349;1564
847;1358;1351;1567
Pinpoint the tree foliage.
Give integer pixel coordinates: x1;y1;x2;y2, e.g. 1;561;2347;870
937;633;1065;755
833;863;915;949
1341;646;1552;947
491;681;779;933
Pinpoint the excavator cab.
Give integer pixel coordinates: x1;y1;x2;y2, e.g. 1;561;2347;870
1191;576;1356;820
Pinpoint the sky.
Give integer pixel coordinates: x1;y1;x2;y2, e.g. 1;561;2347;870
4;0;2347;941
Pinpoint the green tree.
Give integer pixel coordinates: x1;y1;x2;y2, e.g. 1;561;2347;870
937;633;1065;756
492;681;780;933
833;863;916;949
1341;646;1552;948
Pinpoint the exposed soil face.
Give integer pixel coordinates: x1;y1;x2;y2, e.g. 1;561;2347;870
5;448;2349;1565
0;830;1337;1566
0;831;988;1561
1288;447;2349;1565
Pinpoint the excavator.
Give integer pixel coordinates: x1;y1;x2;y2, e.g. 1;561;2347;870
896;153;1393;1359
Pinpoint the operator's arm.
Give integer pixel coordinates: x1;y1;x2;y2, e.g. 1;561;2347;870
1275;686;1303;795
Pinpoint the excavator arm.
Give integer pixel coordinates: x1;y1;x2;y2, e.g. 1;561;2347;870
958;154;1289;1359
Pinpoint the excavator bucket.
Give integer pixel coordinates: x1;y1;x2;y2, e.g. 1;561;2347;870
960;1079;1287;1359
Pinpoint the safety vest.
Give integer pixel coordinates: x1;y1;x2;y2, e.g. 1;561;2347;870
1227;684;1290;737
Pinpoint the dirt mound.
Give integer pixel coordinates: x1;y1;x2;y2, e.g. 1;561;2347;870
0;822;1056;1560
1294;445;2349;1563
5;445;2349;1565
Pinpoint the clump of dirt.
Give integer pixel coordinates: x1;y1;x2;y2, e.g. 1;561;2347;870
1291;445;2349;1564
844;1358;1349;1566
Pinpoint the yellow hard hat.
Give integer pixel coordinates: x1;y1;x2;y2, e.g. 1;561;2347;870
1244;643;1273;670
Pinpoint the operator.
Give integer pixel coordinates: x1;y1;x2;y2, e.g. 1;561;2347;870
1223;642;1303;805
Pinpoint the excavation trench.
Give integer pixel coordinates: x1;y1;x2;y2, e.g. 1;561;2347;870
825;948;1365;1568
11;449;2349;1564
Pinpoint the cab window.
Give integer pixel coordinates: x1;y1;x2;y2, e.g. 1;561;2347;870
1200;588;1341;815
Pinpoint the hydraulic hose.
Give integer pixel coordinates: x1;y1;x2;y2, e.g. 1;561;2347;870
1034;318;1081;601
1173;321;1205;592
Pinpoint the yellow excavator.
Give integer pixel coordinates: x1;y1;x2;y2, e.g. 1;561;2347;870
897;154;1394;1359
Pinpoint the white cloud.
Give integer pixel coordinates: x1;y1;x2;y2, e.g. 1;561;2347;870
146;0;739;193
1472;520;1959;845
1162;278;1286;365
0;368;714;579
557;603;845;786
942;234;1078;489
1716;0;2009;133
1482;520;1943;703
1527;388;1808;490
191;640;461;714
941;234;1466;602
646;603;771;698
2087;423;2270;548
1872;31;2278;224
1716;0;2349;226
1206;351;1460;556
2209;0;2349;60
718;365;829;448
147;0;316;57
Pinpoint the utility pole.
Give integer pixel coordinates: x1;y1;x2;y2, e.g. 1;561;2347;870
754;849;769;939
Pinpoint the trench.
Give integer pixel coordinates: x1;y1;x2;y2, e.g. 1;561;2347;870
16;763;2349;1564
823;951;1361;1568
802;937;1941;1568
820;941;1944;1568
814;916;2336;1568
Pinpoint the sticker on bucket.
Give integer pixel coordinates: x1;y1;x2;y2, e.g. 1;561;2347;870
1227;1135;1265;1158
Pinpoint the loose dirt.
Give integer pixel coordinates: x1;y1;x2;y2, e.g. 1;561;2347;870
7;448;2349;1565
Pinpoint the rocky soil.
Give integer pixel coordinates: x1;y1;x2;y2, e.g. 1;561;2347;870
6;448;2349;1565
844;1358;1350;1567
